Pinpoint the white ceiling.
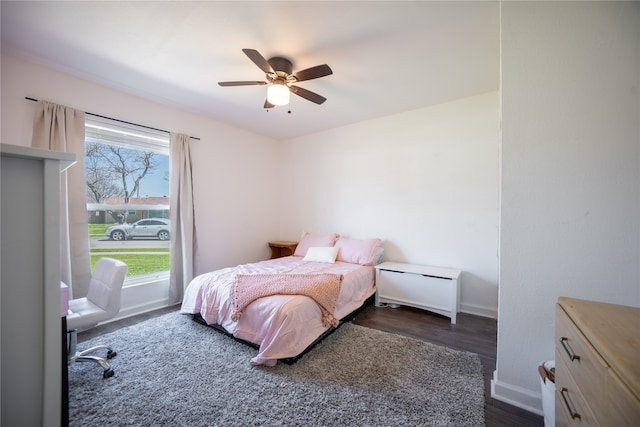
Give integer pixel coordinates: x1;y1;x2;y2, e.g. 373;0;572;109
1;1;499;140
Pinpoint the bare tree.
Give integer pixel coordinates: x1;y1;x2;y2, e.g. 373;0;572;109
85;142;159;222
104;145;158;203
85;143;121;203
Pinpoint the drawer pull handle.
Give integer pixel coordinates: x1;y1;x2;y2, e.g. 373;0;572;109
560;337;580;361
559;387;581;420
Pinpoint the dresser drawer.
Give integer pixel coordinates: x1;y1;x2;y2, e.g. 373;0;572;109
555;357;599;427
606;369;640;426
556;305;608;421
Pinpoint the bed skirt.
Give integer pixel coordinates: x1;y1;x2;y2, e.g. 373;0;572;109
191;294;375;365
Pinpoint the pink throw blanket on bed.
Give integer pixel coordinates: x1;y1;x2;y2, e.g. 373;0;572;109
231;273;343;327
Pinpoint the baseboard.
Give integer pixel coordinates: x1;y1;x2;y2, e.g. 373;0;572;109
491;370;544;416
460;302;497;319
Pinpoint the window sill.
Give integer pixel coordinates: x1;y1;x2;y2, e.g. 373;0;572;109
123;271;170;288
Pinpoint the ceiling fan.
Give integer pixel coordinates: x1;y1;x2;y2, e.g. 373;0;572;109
218;49;333;109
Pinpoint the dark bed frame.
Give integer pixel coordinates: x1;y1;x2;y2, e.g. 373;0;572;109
191;294;374;365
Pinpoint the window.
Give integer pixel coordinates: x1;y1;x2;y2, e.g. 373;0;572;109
85;117;170;284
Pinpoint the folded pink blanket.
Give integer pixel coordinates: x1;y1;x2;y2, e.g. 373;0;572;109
231;273;343;327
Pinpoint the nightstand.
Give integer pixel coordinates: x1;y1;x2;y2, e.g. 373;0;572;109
268;241;298;259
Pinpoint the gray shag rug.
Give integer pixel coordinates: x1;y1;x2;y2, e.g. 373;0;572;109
69;311;484;426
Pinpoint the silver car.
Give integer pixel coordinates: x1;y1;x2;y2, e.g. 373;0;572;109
106;218;170;241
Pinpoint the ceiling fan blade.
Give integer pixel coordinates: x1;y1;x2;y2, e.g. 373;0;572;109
242;48;274;74
264;99;275;109
218;81;267;86
292;64;333;82
290;85;327;104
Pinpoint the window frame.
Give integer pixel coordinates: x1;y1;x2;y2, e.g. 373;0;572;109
84;116;171;286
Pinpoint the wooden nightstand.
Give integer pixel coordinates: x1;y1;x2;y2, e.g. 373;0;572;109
268;241;298;259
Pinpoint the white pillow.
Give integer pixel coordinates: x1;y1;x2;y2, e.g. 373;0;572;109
302;246;340;263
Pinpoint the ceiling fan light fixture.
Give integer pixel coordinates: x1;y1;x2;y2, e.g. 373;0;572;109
267;83;290;106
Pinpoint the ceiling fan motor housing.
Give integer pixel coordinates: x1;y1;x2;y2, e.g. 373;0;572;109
267;57;293;77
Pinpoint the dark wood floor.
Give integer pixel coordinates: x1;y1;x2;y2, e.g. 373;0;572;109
352;304;543;427
79;303;543;427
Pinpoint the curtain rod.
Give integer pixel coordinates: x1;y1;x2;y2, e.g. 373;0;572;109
25;97;200;141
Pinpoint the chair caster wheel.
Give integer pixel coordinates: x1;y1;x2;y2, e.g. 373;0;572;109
107;350;117;359
103;369;115;379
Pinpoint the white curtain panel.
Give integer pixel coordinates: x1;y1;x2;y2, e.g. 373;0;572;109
31;100;92;298
169;133;196;304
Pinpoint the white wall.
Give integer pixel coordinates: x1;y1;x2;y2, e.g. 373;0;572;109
1;53;500;318
1;53;281;312
496;1;640;414
279;92;500;317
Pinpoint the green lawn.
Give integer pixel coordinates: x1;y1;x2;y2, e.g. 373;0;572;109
91;253;170;276
88;224;110;238
89;224;170;276
92;248;167;253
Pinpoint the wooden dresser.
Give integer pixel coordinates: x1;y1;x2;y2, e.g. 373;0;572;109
555;297;640;426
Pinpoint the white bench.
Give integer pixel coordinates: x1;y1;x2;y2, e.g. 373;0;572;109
374;261;462;324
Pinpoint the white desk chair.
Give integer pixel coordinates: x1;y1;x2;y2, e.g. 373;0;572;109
67;258;127;378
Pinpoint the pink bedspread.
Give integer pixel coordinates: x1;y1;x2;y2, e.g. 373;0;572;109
180;256;375;366
231;273;343;327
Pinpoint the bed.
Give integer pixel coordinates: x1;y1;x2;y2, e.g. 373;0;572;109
180;233;381;366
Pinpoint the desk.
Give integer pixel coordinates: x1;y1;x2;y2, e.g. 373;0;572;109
61;283;69;427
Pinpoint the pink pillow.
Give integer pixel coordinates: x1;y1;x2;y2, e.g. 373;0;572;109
293;232;339;257
335;237;382;265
